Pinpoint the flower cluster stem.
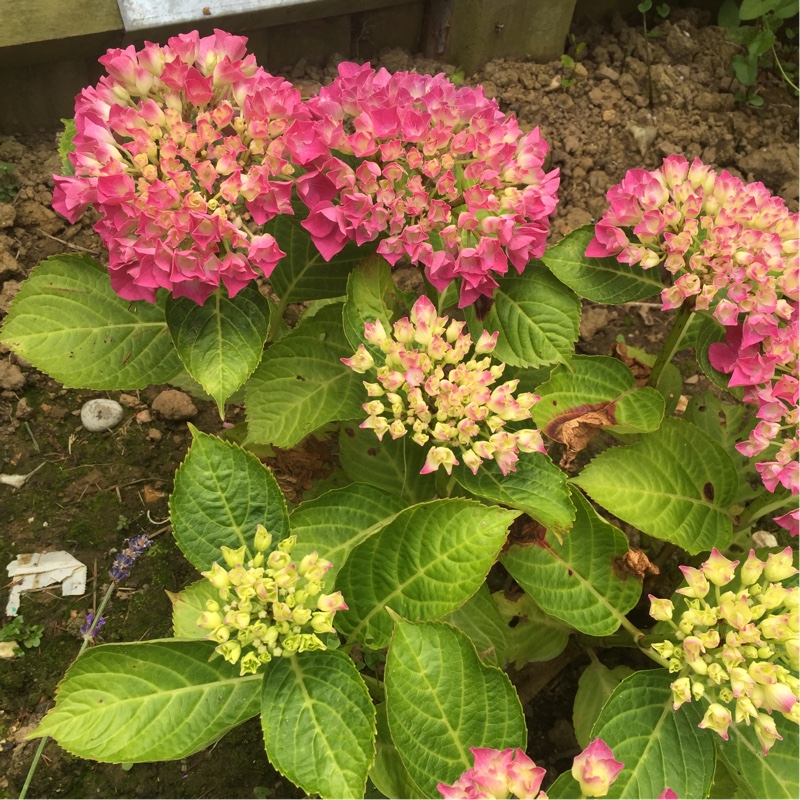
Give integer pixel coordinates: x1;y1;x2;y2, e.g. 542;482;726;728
647;299;694;389
19;583;116;800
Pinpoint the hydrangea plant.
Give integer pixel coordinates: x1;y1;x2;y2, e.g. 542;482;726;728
1;29;797;800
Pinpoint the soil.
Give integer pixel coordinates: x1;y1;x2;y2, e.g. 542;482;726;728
0;6;797;799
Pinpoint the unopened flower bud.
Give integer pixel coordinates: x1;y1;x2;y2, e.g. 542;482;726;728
764;548;798;582
254;524;272;552
740;550;765;586
221;545;247;568
571;738;624;798
698;703;732;740
701;548;739;587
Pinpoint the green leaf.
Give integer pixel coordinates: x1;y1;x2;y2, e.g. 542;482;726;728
266;211;372;302
0;255;183;389
260;650;376;799
166;284;270;414
58;118;76;176
740;0;782;20
492;590;570;667
168;579;219;639
370;704;424;800
717;716;799;799
445;584;509;667
689;313;740;395
336;500;519;648
170;429;289;572
338;422;437;505
733;53;758;86
342;256;411;359
572;660;634;748
465;268;580;368
548;670;716;799
573;418;738;554
290;483;407;585
541;226;663;303
502;489;642;636
612;340;682;416
386;619;526;797
718;0;742;27
708;760;741;799
453;452;575;536
32;640;261;762
532;355;664;441
246;304;363;447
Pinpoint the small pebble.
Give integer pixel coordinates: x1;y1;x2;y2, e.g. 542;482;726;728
147;428;163;442
118;393;142;408
135;409;152;425
80;398;124;432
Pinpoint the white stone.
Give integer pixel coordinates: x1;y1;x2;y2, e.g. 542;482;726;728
80;398;124;432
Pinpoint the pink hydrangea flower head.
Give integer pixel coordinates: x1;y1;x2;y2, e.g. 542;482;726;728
571;738;624;798
341;295;544;476
299;63;560;307
52;30;318;304
595;157;799;518
437;747;546;800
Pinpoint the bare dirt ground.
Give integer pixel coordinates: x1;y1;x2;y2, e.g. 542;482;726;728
0;7;797;798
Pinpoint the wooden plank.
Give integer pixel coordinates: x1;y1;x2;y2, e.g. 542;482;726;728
0;0;123;48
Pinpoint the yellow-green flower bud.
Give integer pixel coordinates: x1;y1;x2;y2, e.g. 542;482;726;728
236;584;257;603
216;640;241;665
277;535;297;554
764;548;797;583
706;662;726;685
267;550;292;570
208;625;231;644
698;703;732;739
671;677;691;710
254;524;272;552
691;682;705;700
252;552;264;568
310;611;336;634
291;607;312;625
197;610;223;630
202;562;231;590
221;545;247;568
740;550;764;586
205;599;220;612
224;609;251;630
648;595;674;621
298;633;326;652
239;651;262;676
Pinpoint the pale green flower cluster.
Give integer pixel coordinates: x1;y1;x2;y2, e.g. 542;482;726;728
649;547;799;754
198;526;348;676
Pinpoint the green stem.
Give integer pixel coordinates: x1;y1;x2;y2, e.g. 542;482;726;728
19;584;115;800
360;673;385;702
771;43;800;93
267;295;289;343
735;489;793;532
647;299;695;389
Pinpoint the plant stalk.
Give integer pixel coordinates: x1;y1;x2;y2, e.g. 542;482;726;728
647;299;695;389
19;583;116;799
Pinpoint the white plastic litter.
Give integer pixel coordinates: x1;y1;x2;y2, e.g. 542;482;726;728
0;462;45;489
6;551;87;616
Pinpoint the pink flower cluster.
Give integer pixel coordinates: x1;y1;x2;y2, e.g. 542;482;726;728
587;156;798;532
437;747;546;799
297;62;560;307
341;295;545;476
52;30;315;304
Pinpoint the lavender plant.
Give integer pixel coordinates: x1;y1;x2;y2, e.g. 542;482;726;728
0;29;797;800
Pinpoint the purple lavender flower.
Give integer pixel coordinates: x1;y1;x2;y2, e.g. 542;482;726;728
109;534;152;582
80;612;106;639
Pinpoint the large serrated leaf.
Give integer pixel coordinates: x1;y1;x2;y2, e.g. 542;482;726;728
385;619;526;798
492;590;570;667
0;255;183;389
573;418;738;554
717;716;799;799
166;284;270;415
445;584;510;667
453;451;575;536
370;703;424;800
502;489;642;636
290;483;407;585
342;256;411;358
338;422;436;505
266;210;371;302
31;640;261;762
260;650;376;799
246;303;363;447
572;660;633;748
336;499;519;648
465;267;580;368
170;429;289;572
169;579;219;639
532;355;664;438
541;225;663;303
548;670;716;799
